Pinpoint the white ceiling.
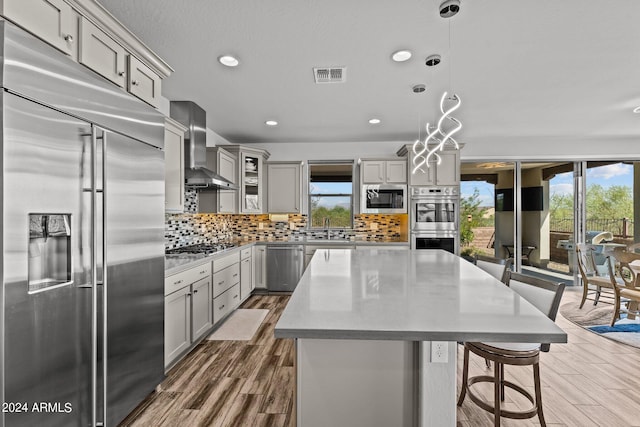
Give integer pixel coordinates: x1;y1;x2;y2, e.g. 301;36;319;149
98;0;640;149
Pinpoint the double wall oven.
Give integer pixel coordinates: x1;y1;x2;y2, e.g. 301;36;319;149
410;186;459;254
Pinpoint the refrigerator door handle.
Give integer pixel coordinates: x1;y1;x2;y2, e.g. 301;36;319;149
101;129;108;427
91;126;108;427
91;125;98;427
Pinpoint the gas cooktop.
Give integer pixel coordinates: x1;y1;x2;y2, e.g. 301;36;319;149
165;243;237;257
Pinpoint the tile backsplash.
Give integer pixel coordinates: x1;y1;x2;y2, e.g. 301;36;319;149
165;212;407;249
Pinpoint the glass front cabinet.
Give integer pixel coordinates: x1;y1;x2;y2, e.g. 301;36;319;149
225;146;270;213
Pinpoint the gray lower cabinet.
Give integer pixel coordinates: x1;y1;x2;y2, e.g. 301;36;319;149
191;276;213;340
164;262;212;368
164;286;191;367
213;251;241;323
240;248;253;300
253;245;267;289
213;284;241;322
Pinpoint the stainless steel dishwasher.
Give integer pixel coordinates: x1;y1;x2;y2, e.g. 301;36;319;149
266;245;305;292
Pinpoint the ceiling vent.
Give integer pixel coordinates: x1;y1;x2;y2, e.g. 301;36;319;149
313;67;346;84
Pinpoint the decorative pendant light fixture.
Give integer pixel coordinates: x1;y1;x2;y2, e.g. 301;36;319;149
412;0;463;172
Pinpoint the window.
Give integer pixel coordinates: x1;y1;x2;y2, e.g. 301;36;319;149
308;162;353;228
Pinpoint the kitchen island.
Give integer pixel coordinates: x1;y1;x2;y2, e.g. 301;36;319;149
274;248;567;427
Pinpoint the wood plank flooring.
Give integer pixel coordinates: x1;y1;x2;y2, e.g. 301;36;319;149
119;295;295;427
120;288;640;427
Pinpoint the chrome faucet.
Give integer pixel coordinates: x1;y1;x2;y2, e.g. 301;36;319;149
323;217;331;239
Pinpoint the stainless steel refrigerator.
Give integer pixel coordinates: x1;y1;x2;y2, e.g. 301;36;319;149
0;21;165;426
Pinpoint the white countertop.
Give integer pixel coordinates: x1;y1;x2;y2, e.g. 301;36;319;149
274;249;567;343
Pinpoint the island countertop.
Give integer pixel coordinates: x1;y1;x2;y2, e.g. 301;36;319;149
274;248;567;344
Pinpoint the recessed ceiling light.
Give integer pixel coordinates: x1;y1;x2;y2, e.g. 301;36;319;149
391;50;412;62
439;0;460;18
218;55;239;67
412;84;426;93
634;106;640;113
265;120;278;126
368;118;381;124
425;54;441;67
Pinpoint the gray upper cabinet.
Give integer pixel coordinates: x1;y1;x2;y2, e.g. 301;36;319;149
200;146;238;213
386;160;407;183
399;145;460;186
164;117;186;213
79;17;127;87
224;145;270;214
79;18;162;107
2;1;172;109
217;148;237;214
361;160;407;184
361;161;385;184
2;0;78;57
267;162;301;213
128;55;162;107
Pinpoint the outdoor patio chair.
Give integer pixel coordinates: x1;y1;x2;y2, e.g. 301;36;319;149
575;243;616;309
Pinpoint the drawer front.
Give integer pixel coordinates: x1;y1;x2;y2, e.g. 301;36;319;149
165;262;212;296
212;262;240;297
214;251;240;272
213;283;240;323
128;55;161;107
240;247;252;260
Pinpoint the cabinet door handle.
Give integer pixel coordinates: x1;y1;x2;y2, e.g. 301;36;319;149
173;279;183;285
218;280;225;285
233;273;239;278
219;304;225;310
64;34;74;43
233;294;238;299
118;71;125;77
199;270;207;274
131;80;140;86
186;292;192;297
193;289;198;294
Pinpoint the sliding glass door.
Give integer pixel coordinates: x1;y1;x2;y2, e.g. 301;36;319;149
462;159;640;286
459;162;515;260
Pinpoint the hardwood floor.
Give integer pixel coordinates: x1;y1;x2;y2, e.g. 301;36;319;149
119;295;295;427
121;288;640;427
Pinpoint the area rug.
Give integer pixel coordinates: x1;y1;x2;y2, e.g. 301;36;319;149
206;309;269;341
559;302;640;348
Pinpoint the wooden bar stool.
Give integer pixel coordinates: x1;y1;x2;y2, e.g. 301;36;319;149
457;272;565;426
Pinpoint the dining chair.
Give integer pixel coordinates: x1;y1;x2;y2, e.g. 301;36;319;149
457;271;565;427
575;243;616;308
627;242;640;254
608;248;640;326
475;254;513;284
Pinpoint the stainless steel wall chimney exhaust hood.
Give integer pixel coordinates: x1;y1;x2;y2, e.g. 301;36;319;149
169;101;238;190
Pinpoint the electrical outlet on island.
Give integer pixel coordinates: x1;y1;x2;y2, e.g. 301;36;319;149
431;341;447;363
258;222;264;230
370;222;378;231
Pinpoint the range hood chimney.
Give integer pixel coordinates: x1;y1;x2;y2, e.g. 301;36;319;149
169;101;237;190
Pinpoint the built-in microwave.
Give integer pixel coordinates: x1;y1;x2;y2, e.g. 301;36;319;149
361;184;407;214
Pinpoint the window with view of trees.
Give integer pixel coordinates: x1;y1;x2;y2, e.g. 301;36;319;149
308;162;353;228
